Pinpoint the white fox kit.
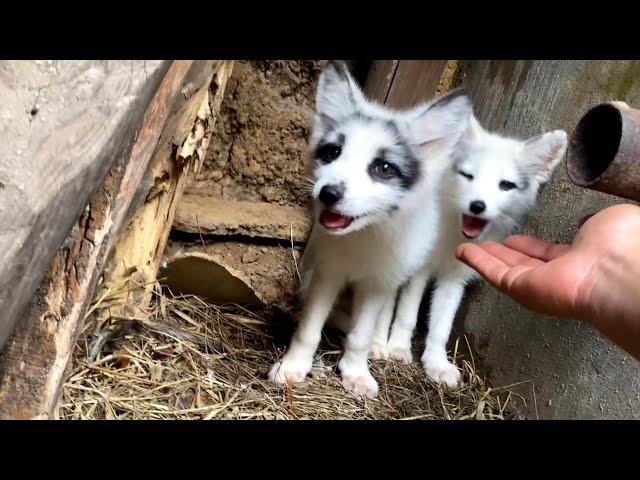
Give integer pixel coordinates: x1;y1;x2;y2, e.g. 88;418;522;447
372;115;568;388
268;61;473;398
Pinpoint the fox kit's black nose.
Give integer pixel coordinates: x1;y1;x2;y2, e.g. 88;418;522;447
319;184;344;206
469;200;486;215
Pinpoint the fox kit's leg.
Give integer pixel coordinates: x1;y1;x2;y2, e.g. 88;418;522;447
369;294;397;360
268;270;342;384
421;276;465;388
387;269;430;364
338;283;392;398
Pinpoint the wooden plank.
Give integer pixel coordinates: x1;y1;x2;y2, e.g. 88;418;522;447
0;61;169;350
0;61;194;419
92;61;234;328
384;60;448;109
173;195;311;243
363;60;399;103
363;60;451;109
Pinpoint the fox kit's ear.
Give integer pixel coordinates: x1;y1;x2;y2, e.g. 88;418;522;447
522;130;568;183
462;114;483;144
405;89;473;151
315;61;364;129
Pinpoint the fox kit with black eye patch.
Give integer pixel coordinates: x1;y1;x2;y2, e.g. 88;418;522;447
267;61;473;398
373;115;568;388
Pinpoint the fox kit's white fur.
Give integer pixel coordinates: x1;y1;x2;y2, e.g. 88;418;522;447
267;61;473;398
373;116;568;388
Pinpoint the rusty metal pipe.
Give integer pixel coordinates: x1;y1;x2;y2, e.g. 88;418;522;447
566;102;640;202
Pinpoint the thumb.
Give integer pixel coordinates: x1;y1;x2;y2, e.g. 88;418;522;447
578;213;596;229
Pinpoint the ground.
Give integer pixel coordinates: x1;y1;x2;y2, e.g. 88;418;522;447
60;288;514;420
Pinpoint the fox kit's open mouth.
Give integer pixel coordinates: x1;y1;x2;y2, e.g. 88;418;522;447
320;208;354;231
462;214;489;239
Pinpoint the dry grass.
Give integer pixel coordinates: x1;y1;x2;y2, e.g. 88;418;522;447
59;285;525;420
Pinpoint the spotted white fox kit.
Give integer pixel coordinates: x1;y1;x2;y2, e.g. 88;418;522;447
372;115;568;388
267;61;473;398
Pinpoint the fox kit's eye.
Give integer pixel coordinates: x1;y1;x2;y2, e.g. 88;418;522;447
317;144;341;163
369;159;399;180
457;169;473;181
499;180;517;191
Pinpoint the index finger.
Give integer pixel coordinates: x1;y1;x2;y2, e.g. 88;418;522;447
504;235;570;261
455;243;510;290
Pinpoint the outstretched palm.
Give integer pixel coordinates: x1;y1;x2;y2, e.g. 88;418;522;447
456;204;640;359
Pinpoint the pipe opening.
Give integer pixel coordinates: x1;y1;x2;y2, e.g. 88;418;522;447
567;104;622;185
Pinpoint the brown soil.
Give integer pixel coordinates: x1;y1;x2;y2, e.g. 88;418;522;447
172;60;323;313
186;60;324;207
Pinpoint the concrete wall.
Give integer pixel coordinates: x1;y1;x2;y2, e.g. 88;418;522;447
456;61;640;419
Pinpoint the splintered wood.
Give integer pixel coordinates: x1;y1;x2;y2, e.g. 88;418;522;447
96;61;234;323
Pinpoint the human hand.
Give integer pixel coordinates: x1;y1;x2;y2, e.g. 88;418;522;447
456;204;640;360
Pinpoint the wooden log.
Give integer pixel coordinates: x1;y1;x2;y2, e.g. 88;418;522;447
0;61;194;419
0;61;169;350
92;61;234;326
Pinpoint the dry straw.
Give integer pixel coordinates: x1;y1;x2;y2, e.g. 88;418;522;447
60;282;524;420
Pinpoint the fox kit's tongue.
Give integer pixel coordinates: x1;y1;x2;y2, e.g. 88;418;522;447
462;214;488;239
320;209;353;230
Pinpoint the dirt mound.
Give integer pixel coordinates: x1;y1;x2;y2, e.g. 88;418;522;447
187;60;323;207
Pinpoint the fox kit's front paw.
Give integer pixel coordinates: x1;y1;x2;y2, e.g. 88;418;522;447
341;371;379;399
387;337;413;364
268;357;311;384
338;358;379;398
421;352;461;389
388;346;413;364
369;341;389;361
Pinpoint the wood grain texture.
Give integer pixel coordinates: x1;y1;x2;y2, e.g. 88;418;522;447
363;60;448;109
385;60;448;109
173;195;311;243
0;61;169;350
0;61;193;419
363;60;398;103
94;61;234;325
